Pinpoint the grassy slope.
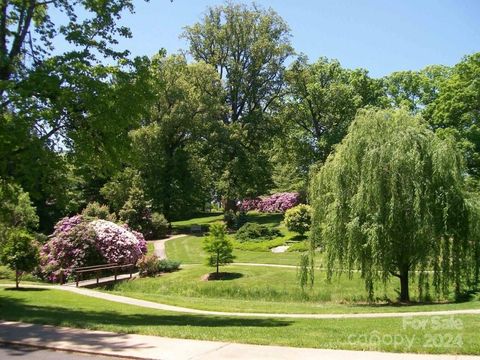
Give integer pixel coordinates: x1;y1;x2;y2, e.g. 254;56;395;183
107;265;480;314
1;287;479;354
167;211;307;265
166;235;302;265
171;213;224;233
166;212;299;265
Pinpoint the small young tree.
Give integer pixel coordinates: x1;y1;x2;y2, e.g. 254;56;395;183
0;230;39;289
284;204;312;237
0;180;39;244
203;223;235;276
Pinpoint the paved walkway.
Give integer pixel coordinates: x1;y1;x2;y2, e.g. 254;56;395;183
2;284;480;319
151;234;188;260
63;273;138;288
233;262;297;269
1;321;478;360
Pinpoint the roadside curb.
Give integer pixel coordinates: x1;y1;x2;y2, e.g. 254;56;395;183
0;339;149;360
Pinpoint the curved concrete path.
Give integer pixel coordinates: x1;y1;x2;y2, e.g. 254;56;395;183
151;234;188;260
1;284;479;320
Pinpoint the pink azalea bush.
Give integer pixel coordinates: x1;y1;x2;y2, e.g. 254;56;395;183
91;219;147;265
40;216;147;282
240;192;301;213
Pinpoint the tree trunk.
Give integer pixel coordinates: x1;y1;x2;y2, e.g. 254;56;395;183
15;268;19;289
399;266;410;302
223;198;237;212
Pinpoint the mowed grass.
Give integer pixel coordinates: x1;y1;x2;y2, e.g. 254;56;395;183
146;241;155;256
0;265;45;284
166;211;309;266
1;287;479;354
166;235;303;265
106;265;480;314
171;213;224;233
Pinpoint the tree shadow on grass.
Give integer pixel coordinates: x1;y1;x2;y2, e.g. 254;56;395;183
4;287;49;292
288;235;307;242
350;295;479;309
0;291;291;329
203;272;243;281
245;213;283;226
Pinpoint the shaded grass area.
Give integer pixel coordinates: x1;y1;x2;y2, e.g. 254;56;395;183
1;288;479;354
171;213;223;233
107;264;480;314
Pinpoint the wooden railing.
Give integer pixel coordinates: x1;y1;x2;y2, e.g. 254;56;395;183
72;263;135;287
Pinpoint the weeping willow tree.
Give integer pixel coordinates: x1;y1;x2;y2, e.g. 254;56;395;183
308;108;480;302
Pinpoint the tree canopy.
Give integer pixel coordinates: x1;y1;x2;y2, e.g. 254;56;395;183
309;108;480;302
183;2;293;201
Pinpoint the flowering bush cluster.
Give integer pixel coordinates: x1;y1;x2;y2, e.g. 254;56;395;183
240;192;301;213
40;216;147;282
91;219;147;265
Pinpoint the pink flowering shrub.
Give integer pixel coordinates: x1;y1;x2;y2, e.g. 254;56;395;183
40;216;100;282
240;192;301;213
91;220;147;265
40;216;147;282
239;198;262;212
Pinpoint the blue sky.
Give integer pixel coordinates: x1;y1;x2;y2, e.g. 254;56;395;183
58;0;480;78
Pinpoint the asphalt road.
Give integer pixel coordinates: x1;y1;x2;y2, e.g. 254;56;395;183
0;344;119;360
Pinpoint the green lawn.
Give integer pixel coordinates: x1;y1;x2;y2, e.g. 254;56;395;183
166;235;303;265
106;264;480;314
170;211;306;252
171;213;224;233
146;241;155;256
1;287;479;354
166;211;308;266
0;265;44;284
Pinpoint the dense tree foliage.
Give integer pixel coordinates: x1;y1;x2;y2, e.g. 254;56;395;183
129;54;224;219
284;204;312;237
383;66;450;113
0;0;150;231
426;53;480;180
272;56;384;192
183;2;293;202
309;109;480;302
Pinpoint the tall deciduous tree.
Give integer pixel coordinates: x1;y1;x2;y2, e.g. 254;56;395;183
129;54;224;219
309;108;479;302
272;56;384;192
426;53;480;180
0;1;151;229
383;66;450;113
183;2;293;203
